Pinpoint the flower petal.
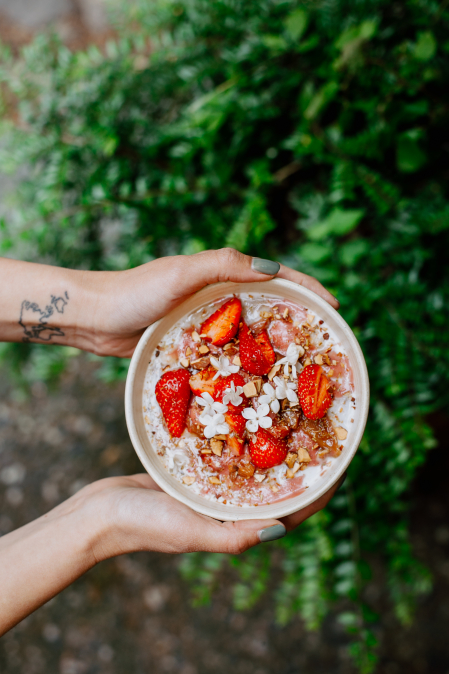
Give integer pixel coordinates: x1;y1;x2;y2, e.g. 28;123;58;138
242;407;257;420
246;419;258;433
213;402;228;413
258;395;271;405
270;399;280;414
202;392;214;403
204;426;216;439
216;423;230;435
259;416;272;429
210;356;220;369
257;403;270;417
262;382;274;397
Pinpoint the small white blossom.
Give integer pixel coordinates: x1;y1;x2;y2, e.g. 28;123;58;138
195;392;228;418
276;343;305;379
242;403;273;433
258;383;280;414
222;381;243;407
273;376;299;405
210;355;240;380
199;411;230;439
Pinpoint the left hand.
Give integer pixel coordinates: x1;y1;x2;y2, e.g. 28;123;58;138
89;248;338;357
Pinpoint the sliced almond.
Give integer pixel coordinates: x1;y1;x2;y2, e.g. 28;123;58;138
253;378;263;393
254;473;266;482
303;358;311;367
201;449;212;454
268;363;282;380
286;468;295;479
306;312;314;324
323;354;331;366
283;307;289;319
209;476;221;485
314;354;324;365
243;381;258;398
297;447;311;463
191;331;201;343
210;439;223;456
215;434;227;441
180;358;190;368
270;485;279;493
335;426;348;440
185;346;192;356
328;369;334;377
260;310;273;319
285;451;297;469
291;462;300;475
198;344;210;354
223;343;234;351
232;355;241;366
183;475;195;485
238;463;255;479
332;359;337;366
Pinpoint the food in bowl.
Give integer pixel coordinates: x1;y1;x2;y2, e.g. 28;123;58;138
142;293;356;507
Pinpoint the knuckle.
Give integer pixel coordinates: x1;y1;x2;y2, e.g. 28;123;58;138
217;247;244;267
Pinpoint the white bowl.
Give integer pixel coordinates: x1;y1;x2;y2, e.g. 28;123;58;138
125;279;369;521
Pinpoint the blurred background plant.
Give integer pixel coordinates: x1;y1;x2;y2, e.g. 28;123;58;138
0;0;448;670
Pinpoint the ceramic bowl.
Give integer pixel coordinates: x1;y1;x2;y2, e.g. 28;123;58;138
125;278;369;521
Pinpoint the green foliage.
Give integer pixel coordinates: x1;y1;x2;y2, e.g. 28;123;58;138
1;0;448;668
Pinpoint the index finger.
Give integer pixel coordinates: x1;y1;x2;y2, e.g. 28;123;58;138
276;264;339;310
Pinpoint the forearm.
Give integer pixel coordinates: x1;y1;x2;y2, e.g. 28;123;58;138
0;257;108;353
0;492;102;635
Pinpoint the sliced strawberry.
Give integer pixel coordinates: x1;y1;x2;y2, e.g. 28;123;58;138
249;428;288;469
227;435;245;456
225;411;246;437
254;330;276;368
189;366;218;397
200;297;242;346
268;419;291;440
298;364;332;420
238;322;271;376
155;369;191;438
214;373;246;412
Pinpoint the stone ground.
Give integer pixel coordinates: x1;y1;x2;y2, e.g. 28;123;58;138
0;1;449;672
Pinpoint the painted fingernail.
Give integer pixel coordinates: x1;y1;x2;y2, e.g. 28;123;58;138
258;524;286;543
251;258;280;276
332;294;339;303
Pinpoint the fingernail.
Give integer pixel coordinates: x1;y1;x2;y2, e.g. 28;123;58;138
332;294;339;303
337;473;347;490
258;523;286;543
251;258;280;276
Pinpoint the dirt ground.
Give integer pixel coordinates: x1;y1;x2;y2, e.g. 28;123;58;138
0;357;448;674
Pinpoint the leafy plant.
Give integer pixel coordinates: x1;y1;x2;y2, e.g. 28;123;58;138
1;0;448;668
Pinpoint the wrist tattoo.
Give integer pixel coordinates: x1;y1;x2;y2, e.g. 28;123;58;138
19;292;70;343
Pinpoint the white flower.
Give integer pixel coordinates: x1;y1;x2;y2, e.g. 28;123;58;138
195;392;228;418
198;411;230;439
242;403;273;433
210;355;240;380
222;381;243;407
258;383;280;414
273;376;299;405
276;343;305;379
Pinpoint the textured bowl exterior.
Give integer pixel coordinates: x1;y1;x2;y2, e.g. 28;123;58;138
125;279;369;521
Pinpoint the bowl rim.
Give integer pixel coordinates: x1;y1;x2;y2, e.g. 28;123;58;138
125;278;369;520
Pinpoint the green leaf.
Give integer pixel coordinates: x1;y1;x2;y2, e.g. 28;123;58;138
414;31;436;61
285;8;308;41
397;135;427;173
306;208;365;240
303;81;339;120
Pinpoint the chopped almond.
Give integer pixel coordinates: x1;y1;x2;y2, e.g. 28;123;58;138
185;346;192;356
253;378;263;393
291;462;300;475
297;447;311;463
260;311;274;319
183;475;195;485
243;381;258;398
268;363;282;380
335;426;348;440
271;484;279;492
314;354;324;365
144;415;150;424
232;355;241;366
285;452;297;469
332;359;337;366
191;331;201;343
215;434;227;441
201;449;212;454
210;439;224;456
328;369;334;377
303;358;311;367
198;344;210;354
238;463;255;479
306;312;314;324
191;356;210;369
223;343;234;351
283;307;289;319
254;473;266;482
180;358;190;368
209;476;221;485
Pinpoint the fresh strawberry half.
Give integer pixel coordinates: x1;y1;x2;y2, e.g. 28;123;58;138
225;411;246;456
200;297;242;346
214;373;246;412
239;322;271;376
254;330;276;368
189;366;219;397
298;364;332;420
155;369;191;437
249;428;288;469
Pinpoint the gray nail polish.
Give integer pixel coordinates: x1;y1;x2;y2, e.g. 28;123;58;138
258;524;286;543
251;258;280;276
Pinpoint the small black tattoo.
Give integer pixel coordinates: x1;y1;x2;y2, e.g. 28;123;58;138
20;292;69;343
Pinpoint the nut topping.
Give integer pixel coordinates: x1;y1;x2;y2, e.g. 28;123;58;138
210;439;224;456
183;475;196;485
238;463;255;479
334;426;348;440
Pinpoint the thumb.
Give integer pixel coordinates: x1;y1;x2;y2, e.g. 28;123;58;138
190;515;286;554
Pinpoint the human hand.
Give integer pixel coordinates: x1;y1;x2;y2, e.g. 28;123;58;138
78;472;345;559
89;248;338;357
